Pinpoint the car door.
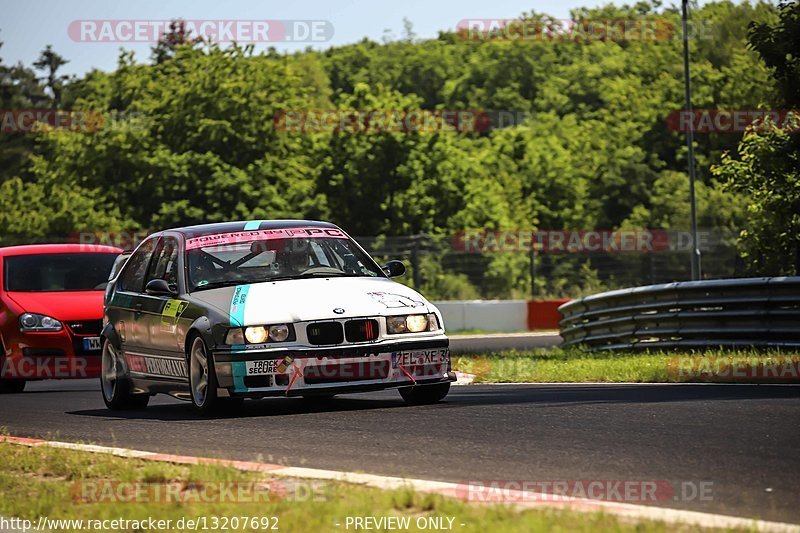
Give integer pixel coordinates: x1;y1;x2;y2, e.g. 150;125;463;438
109;237;157;356
138;236;188;381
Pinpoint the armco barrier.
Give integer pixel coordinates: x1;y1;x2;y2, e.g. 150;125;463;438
558;277;800;350
435;299;567;332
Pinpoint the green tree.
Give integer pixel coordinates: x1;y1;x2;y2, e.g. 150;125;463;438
713;1;800;275
33;45;69;107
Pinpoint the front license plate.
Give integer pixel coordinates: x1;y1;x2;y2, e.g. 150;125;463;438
392;348;450;368
82;337;101;351
245;359;282;376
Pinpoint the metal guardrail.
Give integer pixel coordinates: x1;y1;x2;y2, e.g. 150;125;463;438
558;277;800;350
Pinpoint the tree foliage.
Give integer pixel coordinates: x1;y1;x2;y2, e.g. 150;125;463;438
0;1;794;294
714;1;800;275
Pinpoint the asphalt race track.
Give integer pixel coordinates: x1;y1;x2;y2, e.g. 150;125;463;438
1;380;798;524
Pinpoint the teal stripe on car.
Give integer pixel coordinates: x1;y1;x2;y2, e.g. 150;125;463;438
232;361;248;392
229;284;251;327
243;220;263;230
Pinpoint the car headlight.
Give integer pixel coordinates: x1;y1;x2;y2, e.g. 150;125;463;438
269;324;290;342
428;313;440;331
244;326;268;344
19;313;63;332
226;324;294;345
386;314;440;334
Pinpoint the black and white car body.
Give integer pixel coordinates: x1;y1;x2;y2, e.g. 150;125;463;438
101;220;453;413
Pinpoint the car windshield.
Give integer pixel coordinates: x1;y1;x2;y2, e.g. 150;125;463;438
186;228;384;291
4;253;119;292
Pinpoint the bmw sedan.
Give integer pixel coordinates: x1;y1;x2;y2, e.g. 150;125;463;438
102;220;454;413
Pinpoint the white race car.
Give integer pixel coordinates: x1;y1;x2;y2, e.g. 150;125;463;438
101;220;454;413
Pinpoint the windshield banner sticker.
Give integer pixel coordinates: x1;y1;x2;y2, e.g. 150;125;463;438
186;227;348;250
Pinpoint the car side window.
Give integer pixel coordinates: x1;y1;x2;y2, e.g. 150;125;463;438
118;238;157;293
146;237;179;286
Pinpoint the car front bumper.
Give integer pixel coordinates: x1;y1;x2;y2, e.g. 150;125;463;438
211;336;454;397
0;329;102;380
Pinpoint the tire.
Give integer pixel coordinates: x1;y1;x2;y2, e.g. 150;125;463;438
399;383;450;405
0;378;26;394
188;335;223;415
100;339;149;410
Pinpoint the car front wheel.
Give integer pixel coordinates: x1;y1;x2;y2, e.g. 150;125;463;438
189;335;226;415
399;382;450;405
100;339;149;410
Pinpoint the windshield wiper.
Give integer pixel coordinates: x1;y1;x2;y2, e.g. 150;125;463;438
194;272;371;289
266;272;365;282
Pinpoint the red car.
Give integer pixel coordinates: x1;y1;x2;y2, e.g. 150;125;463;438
0;244;122;393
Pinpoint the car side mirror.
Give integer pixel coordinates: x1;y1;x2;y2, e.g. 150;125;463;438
383;260;406;278
145;278;177;296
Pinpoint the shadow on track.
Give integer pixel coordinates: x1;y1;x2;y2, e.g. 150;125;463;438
65;383;800;420
67;395;409;421
449;383;800;408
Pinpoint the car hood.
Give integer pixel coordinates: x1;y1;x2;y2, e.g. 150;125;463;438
190;277;437;325
6;291;105;321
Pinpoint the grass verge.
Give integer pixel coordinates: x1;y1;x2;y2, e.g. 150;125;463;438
452;348;800;383
0;441;710;532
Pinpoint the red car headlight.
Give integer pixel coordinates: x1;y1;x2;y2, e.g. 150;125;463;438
19;313;63;332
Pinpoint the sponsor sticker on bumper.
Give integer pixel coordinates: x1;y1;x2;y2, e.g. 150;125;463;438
246;359;283;376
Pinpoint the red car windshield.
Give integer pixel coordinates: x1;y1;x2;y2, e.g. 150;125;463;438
4;253;118;292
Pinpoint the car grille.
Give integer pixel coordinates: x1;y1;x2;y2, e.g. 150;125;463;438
22;348;66;357
344;319;379;342
67;320;103;336
243;375;273;389
306;322;344;345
